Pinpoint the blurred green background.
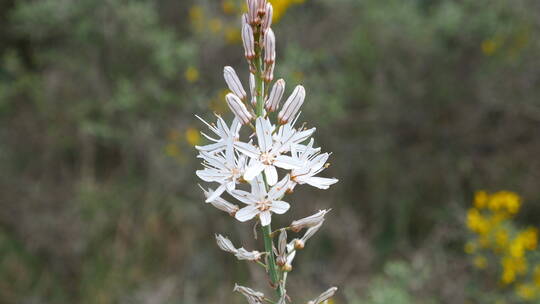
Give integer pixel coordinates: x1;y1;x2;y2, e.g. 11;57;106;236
1;0;540;303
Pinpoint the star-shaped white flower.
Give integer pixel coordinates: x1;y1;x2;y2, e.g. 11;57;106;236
195;114;241;154
273;113;315;154
196;145;247;202
289;139;338;190
235;117;302;185
231;175;291;226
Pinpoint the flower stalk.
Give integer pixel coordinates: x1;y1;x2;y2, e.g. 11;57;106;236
195;1;339;302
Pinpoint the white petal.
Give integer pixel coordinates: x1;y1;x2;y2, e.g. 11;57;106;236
274;155;302;170
235;205;260;222
270;201;290;214
268;175;291;199
259;210;272;226
264;165;278;186
235;142;260;159
255;117;273;152
303;177;339;189
244;161;265;181
206;183;227;202
230;190;258;205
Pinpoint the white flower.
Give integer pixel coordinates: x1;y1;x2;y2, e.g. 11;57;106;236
273;115;316;154
196;145;246;202
234;284;265;304
215;234;263;261
290;209;330;232
231;175;291;226
199;185;239;215
224;66;247;100
195;114;241;154
236;117;302;185
289;139;338;190
307;287;338;304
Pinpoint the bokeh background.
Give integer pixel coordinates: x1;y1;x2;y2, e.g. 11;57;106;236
1;0;540;303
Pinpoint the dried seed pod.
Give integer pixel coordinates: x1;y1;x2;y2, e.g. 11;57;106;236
290;209;330;232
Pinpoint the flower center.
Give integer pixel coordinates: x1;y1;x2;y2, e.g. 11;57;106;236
256;200;271;211
260;152;275;165
230;167;241;179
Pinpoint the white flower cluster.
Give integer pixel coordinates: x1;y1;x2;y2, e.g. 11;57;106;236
194;0;338;302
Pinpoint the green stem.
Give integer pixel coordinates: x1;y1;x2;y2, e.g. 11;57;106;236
253;25;282;298
262;224;283;297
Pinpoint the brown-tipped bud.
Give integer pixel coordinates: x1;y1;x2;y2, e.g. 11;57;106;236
262;3;273;31
293;239;305;250
257;0;267;16
277;85;305;124
265;78;285;112
226;93;253;124
263;61;275;83
247;0;259;25
249;73;257;106
242;23;255;60
281;264;293;272
224;66;247;100
264;28;276;64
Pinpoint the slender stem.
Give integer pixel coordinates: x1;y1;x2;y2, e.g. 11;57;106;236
262;224;282;296
253;25;282;298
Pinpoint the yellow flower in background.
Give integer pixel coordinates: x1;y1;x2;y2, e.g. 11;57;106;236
270;0;306;22
474;191;488;209
473;256;488;269
225;26;241;44
534;266;540;287
185;127;201;146
495;228;509;250
208;18;223;33
209;89;230;114
189;5;205;32
467;208;489;235
516;284;537;300
222;0;236;14
481;39;498;56
185;66;200;83
165;143;180;157
464;241;476;254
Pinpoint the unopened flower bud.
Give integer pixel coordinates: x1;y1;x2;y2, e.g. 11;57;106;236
224;66;247;100
264;28;276;64
300;221;323;244
226;93;253;125
278;85;305;124
276;255;287;266
307;287;338;304
263;61;274;83
261;3;273;31
290;209;330;232
265;78;285;112
242;23;255;59
250;73;257;106
257;0;267;16
247;0;259;25
293;239;305;250
215;234;238;253
281;263;292;272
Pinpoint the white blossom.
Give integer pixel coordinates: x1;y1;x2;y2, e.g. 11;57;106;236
236;117;302;185
234;284;265;304
307;287;338;304
289;139;338;190
196;144;246;202
199;185;239;215
290;209;330;232
231;175;291;226
195;114;240;154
